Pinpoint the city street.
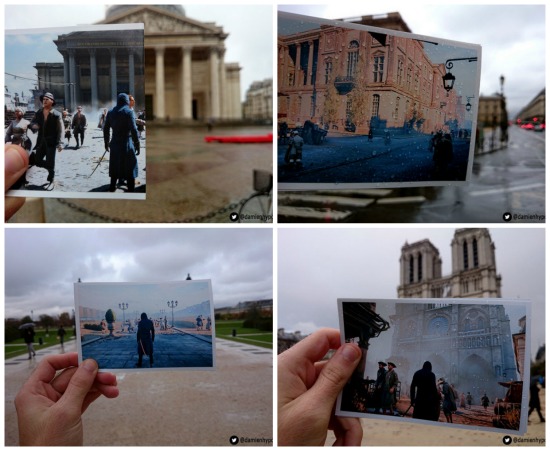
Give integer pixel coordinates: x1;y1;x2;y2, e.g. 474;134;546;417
279;132;470;185
279;126;545;223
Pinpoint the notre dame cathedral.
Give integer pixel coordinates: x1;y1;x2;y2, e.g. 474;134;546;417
392;228;517;401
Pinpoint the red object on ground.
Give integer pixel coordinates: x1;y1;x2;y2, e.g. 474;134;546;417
204;133;273;143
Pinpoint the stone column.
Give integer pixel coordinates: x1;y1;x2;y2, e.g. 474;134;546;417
295;42;301;87
218;48;227;119
180;47;192;120
109;48;118;101
89;49;98;112
128;50;135;99
68;49;77;111
307;40;314;86
209;47;220;119
155;46;166;119
62;53;70;110
282;47;288;88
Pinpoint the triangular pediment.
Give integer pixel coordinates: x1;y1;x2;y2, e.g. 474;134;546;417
98;5;227;37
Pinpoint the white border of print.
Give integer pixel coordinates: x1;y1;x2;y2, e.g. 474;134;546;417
5;24;145;200
74;280;216;372
278;12;482;190
336;298;530;436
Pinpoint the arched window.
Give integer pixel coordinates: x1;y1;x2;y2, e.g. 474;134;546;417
473;238;479;267
463;241;469;270
417;252;422;282
409;255;414;284
347;41;359;77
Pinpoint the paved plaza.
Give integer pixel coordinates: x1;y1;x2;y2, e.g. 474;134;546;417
5;338;273;446
82;331;213;369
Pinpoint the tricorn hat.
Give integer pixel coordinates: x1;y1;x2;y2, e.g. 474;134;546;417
378;361;387;366
40;92;56;106
387;361;396;368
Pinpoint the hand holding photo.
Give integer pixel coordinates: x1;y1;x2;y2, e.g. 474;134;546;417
75;280;215;371
336;298;530;434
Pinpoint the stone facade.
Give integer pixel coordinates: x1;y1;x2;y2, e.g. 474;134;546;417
243;78;273;121
394;229;517;401
100;5;242;121
278;15;468;134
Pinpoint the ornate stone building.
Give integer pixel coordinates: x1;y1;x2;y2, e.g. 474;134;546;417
393;229;517;401
278;13;466;134
100;5;242;121
243;78;273;122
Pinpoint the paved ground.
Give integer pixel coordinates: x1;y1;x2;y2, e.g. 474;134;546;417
5;338;273;446
324;391;545;446
8;124;273;223
10;126;147;196
82;331;213;369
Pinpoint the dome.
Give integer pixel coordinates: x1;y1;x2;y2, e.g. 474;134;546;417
106;4;186;19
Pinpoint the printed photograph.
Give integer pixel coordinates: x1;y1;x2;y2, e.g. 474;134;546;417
75;280;214;370
278;11;481;190
337;298;530;434
5;24;146;199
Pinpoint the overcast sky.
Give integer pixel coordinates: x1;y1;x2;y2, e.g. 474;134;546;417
278;3;545;118
3;3;273;102
278;228;544;356
5;228;273;319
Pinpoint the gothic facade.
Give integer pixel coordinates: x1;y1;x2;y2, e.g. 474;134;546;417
393;229;517;401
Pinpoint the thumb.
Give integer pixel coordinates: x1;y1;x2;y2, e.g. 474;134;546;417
5;144;29;192
309;343;362;411
59;359;98;413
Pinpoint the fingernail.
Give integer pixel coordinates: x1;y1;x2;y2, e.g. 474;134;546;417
340;344;361;362
5;147;25;175
81;359;98;373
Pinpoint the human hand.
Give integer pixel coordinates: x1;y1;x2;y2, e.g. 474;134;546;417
57;145;63;152
5;143;29;220
278;328;363;446
14;353;119;446
135;142;140;155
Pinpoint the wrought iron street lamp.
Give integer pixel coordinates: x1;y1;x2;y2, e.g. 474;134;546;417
118;302;129;327
442;57;478;94
167;300;178;328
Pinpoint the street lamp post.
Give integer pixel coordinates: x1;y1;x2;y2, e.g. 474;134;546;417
442;57;478;95
118;303;128;330
167;300;178;328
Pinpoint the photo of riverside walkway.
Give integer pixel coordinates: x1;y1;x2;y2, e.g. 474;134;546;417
278;130;470;186
82;320;213;369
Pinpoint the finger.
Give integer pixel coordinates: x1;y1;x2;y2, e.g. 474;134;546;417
57;359;98;415
331;416;363;446
27;353;79;386
5;197;26;221
5;144;29;192
305;342;362;412
279;328;341;372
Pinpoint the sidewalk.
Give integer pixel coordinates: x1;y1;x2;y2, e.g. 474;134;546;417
5;338;273;446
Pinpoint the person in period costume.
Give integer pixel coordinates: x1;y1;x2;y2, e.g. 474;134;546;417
71;106;87;148
103;93;140;192
410;361;440;421
382;362;398;415
438;377;456;423
5;107;32;188
137;312;155;368
374;361;387;413
62;110;72;147
29;92;63;185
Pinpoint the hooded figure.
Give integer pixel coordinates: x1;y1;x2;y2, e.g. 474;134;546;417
137;312;155;368
410;361;440;421
103;93;140;192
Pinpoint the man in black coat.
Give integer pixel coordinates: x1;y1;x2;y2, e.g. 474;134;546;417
410;361;440;421
71;106;87;149
29;92;63;184
137;312;155;368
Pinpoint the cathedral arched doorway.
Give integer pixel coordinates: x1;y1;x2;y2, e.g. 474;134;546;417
459;353;495;400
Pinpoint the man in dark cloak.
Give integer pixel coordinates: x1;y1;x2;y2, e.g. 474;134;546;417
103;93;140;192
137;312;155;368
410;361;440;421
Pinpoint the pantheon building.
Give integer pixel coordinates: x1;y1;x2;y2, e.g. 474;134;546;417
37;5;242;121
